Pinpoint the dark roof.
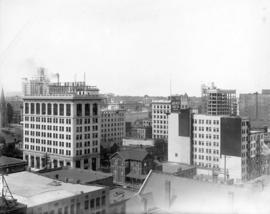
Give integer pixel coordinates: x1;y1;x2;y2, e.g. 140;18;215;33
41;168;112;184
0;156;26;167
111;149;150;161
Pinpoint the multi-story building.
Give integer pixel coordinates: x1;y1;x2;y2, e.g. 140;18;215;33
151;100;171;140
201;83;237;116
142;119;152;127
239;90;270;128
168;109;257;183
22;69;103;170
101;109;125;148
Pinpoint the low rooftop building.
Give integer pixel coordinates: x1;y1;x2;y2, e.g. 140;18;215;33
162;162;196;178
6;171;109;214
0;156;27;174
40;167;113;187
109;187;136;214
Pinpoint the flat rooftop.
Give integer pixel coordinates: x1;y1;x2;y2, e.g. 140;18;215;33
0;156;26;167
109;188;136;205
41;168;112;184
162;162;195;171
5;171;104;208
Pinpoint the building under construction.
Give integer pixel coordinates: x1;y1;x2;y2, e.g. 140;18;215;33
201;83;237;116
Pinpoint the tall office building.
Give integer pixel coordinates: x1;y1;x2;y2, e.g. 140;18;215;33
239;90;270;128
152;95;191;140
201;83;237;116
151;100;171;140
23;68;103;170
167;109;264;183
101;108;125;148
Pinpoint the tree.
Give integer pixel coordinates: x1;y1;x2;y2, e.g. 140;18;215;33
6;103;13;124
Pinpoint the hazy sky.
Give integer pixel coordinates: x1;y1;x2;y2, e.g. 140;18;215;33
1;0;270;96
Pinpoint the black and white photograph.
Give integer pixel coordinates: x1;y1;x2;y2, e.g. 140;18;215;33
1;0;270;213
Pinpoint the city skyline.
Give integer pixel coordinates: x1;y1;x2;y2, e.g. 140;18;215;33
1;0;270;96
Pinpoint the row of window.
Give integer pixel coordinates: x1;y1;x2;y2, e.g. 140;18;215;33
152;110;170;114
152;115;168;119
152;104;170;109
24;103;99;117
25;126;71;132
101;123;125;127
25;117;71;124
194;148;219;154
25;144;72;156
153;120;168;124
101;128;124;132
194;133;220;139
194;154;219;162
25;133;71;141
153;130;168;134
194;162;219;168
193;126;219;132
25;103;71;116
194;119;220;125
194;141;220;147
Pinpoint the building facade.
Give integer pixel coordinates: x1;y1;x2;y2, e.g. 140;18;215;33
101;109;125;148
168;109;256;183
239;91;270;128
23;69;102;170
201;83;237;116
6;171;109;214
152;100;171;140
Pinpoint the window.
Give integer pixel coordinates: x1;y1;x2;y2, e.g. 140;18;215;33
85;200;89;210
36;103;40;114
48;103;52;115
60;104;64;116
93;103;98;116
102;196;106;206
66;104;71;116
54;103;58;115
42;103;46;114
25;103;29;114
85;104;90;116
96;197;100;208
90;199;95;209
31;103;35;114
77;104;82;116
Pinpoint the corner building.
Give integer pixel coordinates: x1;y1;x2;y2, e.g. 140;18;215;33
23;70;103;170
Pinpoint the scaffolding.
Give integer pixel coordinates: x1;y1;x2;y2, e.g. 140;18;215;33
0;174;17;213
